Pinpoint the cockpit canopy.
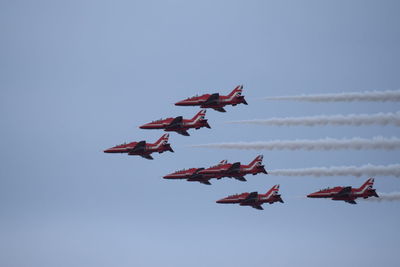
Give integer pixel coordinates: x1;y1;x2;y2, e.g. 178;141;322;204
186;94;199;100
115;142;127;147
318;187;331;192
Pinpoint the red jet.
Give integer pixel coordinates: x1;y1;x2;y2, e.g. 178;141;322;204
197;155;268;182
104;133;173;160
175;85;248;112
307;178;379;204
216;185;284;210
139;110;210;136
163;160;228;185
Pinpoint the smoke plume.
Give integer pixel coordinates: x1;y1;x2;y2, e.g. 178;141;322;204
191;137;400;151
268;164;400;177
363;192;400;202
227;112;400;127
265;90;400;102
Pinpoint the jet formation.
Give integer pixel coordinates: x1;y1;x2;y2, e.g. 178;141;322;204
140;109;210;136
216;185;284;210
175;85;248;112
307;178;379;204
164;155;267;185
105;84;381;210
104;133;173;160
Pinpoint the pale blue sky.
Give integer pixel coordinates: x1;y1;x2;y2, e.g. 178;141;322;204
1;1;400;267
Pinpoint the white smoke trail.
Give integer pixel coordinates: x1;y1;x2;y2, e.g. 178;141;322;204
268;164;400;177
191;137;400;151
363;192;400;202
227;112;400;127
265;90;400;102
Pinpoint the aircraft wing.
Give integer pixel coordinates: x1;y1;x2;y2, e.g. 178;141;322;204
166;116;183;129
334;186;352;198
203;93;220;106
213;107;226;112
234;176;247;182
128;141;146;154
226;162;241;173
176;129;190;136
187;169;211;184
241;192;258;204
345;199;357;204
252;205;264;210
140;154;154;160
189;168;205;179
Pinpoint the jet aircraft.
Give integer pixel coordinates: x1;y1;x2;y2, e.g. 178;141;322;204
139;110;210;136
216;185;284;210
104;133;173;160
163;160;228;185
307;178;379;204
175;85;248;112
197;155;267;182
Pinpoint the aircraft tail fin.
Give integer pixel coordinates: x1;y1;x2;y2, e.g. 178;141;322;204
265;185;280;198
191;109;207;122
227;85;243;98
247;155;264;170
154;133;170;148
359;178;375;193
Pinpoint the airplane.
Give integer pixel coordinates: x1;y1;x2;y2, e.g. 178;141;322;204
103;133;173;160
197;155;268;182
307;178;379;204
163;160;228;185
175;85;248;112
216;185;284;210
139;110;211;136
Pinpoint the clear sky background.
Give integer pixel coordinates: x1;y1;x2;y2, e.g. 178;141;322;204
1;1;400;266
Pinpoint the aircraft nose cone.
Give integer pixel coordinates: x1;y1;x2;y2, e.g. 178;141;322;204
163;174;174;179
175;100;185;106
139;123;151;129
103;148;112;153
216;198;226;204
307;193;317;198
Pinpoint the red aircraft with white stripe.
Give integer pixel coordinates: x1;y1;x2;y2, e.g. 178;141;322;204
216;185;284;210
307;178;379;204
197;155;267;182
163;160;228;185
139;110;210;136
103;133;173;160
175;85;248;112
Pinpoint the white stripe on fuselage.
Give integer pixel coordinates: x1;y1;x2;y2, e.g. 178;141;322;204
221;90;241;103
152;140;167;149
264;187;278;199
185;115;204;126
111;147;134;151
241;160;261;171
184;100;202;104
169;173;193;177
